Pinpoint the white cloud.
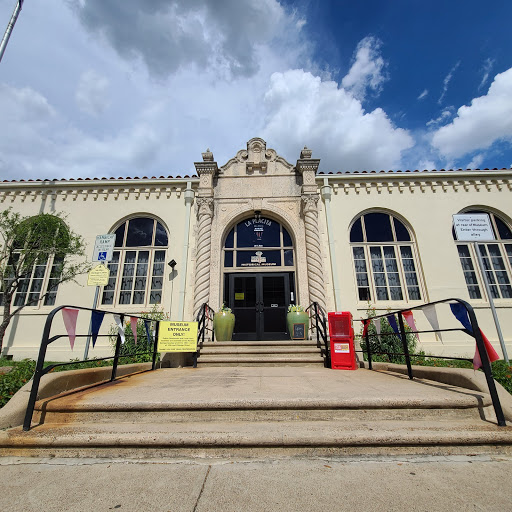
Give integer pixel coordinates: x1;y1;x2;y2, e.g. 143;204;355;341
479;58;495;91
431;67;512;159
75;70;110;116
438;61;460;105
418;89;428;100
341;36;388;101
426;107;455;127
262;70;414;171
466;153;485;169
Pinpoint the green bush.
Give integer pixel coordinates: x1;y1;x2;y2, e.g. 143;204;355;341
357;305;417;363
109;306;168;364
0;359;36;408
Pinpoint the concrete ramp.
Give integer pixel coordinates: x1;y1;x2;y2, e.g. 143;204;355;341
1;367;512;458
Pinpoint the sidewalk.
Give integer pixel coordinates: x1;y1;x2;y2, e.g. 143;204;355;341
1;454;512;511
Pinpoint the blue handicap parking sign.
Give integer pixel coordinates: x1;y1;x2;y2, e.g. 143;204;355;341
98;251;107;261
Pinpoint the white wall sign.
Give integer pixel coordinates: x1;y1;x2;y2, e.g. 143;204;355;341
453;214;495;242
92;234;116;262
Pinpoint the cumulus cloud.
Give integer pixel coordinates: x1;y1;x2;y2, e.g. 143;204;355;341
69;0;288;79
466;153;485;169
75;70;110;115
438;61;460;105
431;67;512;159
262;70;414;171
341;36;388;101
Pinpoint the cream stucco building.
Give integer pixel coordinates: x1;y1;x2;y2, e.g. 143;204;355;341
1;138;512;362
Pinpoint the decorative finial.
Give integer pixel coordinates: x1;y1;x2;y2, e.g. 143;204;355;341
202;148;214;162
300;146;312;159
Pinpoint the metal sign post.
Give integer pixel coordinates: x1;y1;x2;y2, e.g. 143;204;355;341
453;214;509;364
83;235;116;360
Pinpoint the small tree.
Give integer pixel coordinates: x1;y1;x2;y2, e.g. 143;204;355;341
0;208;90;352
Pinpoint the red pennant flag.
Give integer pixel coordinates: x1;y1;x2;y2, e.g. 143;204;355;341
473;329;500;370
62;308;79;350
130;317;138;345
402;310;420;341
361;319;370;337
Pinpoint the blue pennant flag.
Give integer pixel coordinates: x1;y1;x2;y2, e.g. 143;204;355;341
387;314;400;335
91;310;105;347
449;303;473;334
144;319;152;347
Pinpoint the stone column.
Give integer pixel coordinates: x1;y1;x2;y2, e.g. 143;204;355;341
297;147;326;311
193;149;218;317
302;194;326;311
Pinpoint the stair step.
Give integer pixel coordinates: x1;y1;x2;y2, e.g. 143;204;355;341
3;419;512;458
199;347;322;354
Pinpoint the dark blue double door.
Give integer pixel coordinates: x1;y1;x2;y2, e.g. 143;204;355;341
226;272;294;341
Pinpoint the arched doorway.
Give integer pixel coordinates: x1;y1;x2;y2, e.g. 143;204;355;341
222;215;296;340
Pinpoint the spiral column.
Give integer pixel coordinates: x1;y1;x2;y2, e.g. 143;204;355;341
193;197;214;317
302;194;326;311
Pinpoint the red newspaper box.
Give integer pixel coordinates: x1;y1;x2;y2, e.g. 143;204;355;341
328;311;357;370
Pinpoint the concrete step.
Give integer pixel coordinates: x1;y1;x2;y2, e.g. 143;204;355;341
198;347;322;354
2;418;512;458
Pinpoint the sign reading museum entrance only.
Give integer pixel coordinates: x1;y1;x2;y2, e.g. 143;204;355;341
453;214;495;242
157;321;198;352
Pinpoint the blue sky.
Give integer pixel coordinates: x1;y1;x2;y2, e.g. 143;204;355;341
1;0;512;180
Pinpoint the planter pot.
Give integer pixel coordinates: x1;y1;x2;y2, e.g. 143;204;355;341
286;311;309;340
213;311;235;341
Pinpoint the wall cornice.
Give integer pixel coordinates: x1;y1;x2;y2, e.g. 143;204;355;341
317;170;512;195
0;177;200;204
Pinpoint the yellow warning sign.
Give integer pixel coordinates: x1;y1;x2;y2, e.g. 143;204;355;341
87;264;110;286
157;321;198;352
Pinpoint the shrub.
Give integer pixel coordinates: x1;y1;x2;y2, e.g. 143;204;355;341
109;305;169;364
0;359;36;408
357;304;417;363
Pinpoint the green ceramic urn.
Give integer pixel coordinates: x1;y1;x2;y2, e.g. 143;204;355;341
213;310;235;341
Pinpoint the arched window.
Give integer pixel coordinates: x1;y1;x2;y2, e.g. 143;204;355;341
101;217;168;306
350;212;422;302
223;217;294;269
453;210;512;300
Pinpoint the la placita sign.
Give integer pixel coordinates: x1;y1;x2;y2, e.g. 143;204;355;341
157;321;198;352
453;214;495;242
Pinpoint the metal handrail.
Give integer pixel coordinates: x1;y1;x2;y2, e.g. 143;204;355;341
306;302;330;368
193;303;215;368
23;305;160;431
360;298;506;427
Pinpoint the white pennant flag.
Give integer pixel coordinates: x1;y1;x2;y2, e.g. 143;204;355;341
113;314;126;344
423;304;442;342
372;318;382;344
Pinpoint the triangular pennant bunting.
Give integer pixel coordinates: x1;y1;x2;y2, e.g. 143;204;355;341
361;319;370;338
423;304;442;342
373;318;381;343
450;303;500;370
90;310;105;348
113;314;126;344
130;316;138;345
449;303;473;333
62;308;79;350
144;320;152;347
402;310;420;341
473;329;500;370
387;314;400;335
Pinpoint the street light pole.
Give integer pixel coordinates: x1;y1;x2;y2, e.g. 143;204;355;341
0;0;23;64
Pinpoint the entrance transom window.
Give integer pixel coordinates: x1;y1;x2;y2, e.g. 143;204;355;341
223;217;294;269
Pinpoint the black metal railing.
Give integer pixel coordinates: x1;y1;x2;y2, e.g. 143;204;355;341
23;305;160;431
193;303;215;368
360;298;506;427
306;302;330;368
